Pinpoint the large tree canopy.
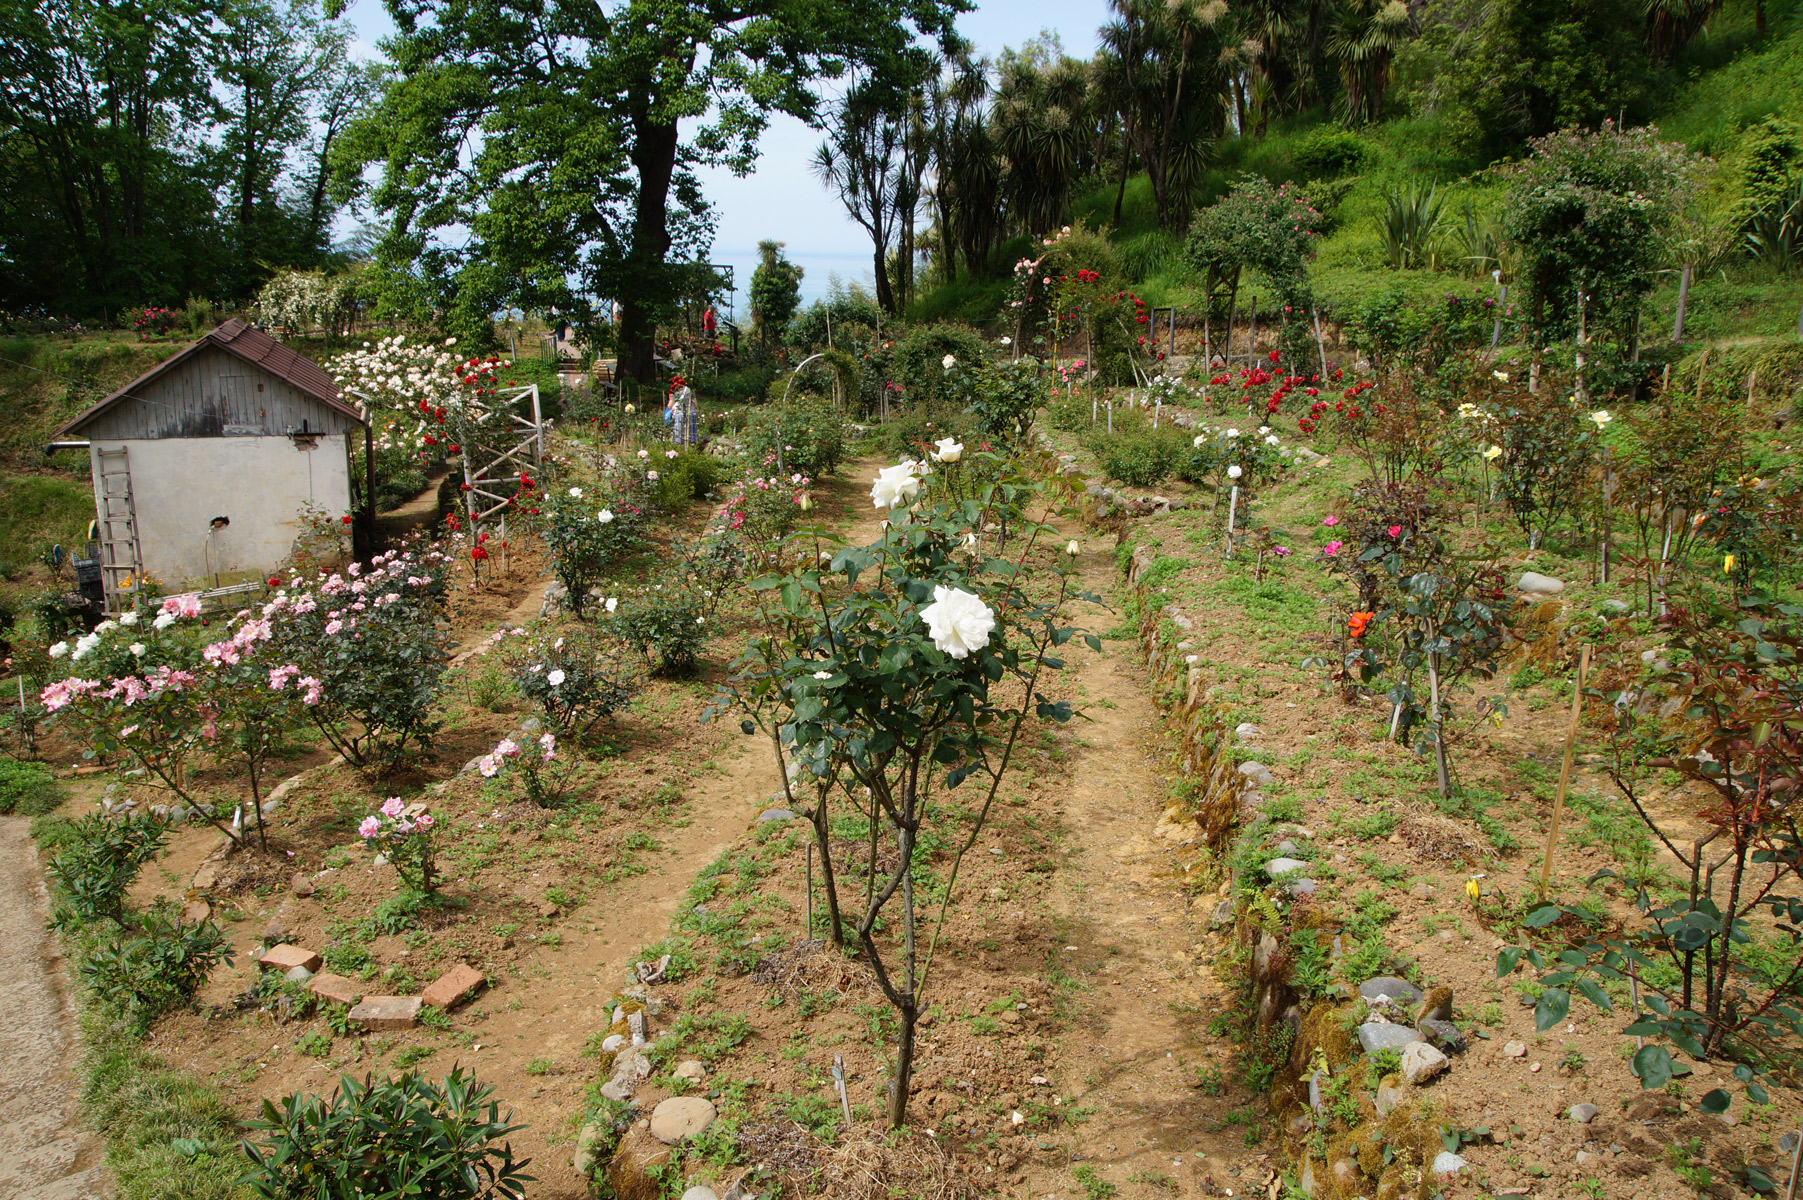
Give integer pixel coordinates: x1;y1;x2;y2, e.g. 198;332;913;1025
340;0;966;378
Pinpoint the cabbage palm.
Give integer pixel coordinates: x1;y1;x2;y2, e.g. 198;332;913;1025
1326;0;1411;124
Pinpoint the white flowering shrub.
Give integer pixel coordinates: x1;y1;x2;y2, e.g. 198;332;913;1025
494;623;638;735
256;270;362;338
713;448;1096;1128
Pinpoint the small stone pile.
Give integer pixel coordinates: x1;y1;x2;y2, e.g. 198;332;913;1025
254;943;484;1029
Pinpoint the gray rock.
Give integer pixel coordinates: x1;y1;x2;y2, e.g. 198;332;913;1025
600;1034;626;1053
1431;1151;1466;1177
1576;1151;1600;1167
1409;881;1438;899
599;1048;652;1102
1294;446;1326;465
1308;1068;1328;1114
1358;976;1423;1007
1235;722;1263;741
1357;1022;1420;1055
649;1096;718;1144
1418;1018;1465;1052
1569;1103;1599;1124
1518;571;1565;595
1401;1040;1448;1085
1285;878;1319;898
284;965;314;984
1209;899;1235;929
1375;1082;1406;1117
1503;1040;1527;1057
756;808;797;823
674;1060;707;1081
1274;839;1300;856
1300;1157;1318;1197
573;1122;603;1177
1253;933;1279;978
681;1189;720;1200
1602;598;1631;612
1238;761;1275;787
1265;857;1309;878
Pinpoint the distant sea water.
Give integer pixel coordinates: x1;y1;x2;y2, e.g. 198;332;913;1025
706;248;879;325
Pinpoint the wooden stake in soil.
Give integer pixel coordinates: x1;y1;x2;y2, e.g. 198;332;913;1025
1312;306;1329;376
1225;484;1239;557
1672;262;1692;343
1537;645;1592;902
1427;641;1450;800
833;1054;853;1128
806;841;814;939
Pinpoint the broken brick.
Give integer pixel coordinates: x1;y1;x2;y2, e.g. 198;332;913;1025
421;964;485;1011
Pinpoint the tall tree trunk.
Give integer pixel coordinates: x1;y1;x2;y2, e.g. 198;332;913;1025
1112;124;1131;228
873;243;896;315
622;115;680;382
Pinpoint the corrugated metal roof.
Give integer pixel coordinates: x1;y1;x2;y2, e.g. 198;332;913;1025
56;319;364;438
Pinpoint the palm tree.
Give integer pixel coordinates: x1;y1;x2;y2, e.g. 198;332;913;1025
1098;0;1228;229
1325;0;1412;124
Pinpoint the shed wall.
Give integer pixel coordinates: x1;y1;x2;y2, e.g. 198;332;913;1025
90;435;352;589
74;346;359;441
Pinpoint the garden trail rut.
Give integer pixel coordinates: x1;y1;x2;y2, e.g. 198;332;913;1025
455;457;891;1197
1023;550;1248;1196
0;817;110;1200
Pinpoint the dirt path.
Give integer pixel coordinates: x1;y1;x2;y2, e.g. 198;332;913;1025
0;818;109;1200
1023;552;1250;1197
422;455;894;1197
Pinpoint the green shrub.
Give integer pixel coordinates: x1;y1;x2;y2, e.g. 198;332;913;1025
0;757;60;815
608;587;709;678
1092;427;1188;487
740;393;845;477
889;322;990;409
47;813;167;925
501;623;640;735
79;903;233;1031
1292;127;1368;177
241;1068;531;1200
650;448;723;508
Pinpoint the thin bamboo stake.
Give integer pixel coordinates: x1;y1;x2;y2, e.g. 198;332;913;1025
1695;349;1710;402
1427;645;1450;799
1312;306;1328;376
806;841;814;939
1537;645;1593;902
1225;485;1239;557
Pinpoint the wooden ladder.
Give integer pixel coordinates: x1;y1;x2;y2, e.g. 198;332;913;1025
95;446;145;611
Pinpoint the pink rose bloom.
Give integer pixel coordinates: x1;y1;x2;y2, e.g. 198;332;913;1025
1322;515;1339;526
417;814;434;828
299;677;324;705
324;619;343;635
120;724;140;737
381;796;405;818
1324;540;1344;556
478;755;499;778
496;738;519;758
358;815;382;838
1387;525;1402;538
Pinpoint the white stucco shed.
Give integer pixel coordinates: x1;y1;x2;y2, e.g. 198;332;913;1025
53;319;366;609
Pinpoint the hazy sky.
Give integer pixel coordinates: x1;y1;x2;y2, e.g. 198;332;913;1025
336;0;1110;319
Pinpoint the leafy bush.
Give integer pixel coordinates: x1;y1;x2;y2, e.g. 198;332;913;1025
48;813;167;925
1092;427;1187;487
240;1069;531;1200
0;757;59;815
267;545;453;771
740;393;844;478
1291;128;1368;177
609;587;709;678
649;448;723;508
538;474;650;616
79;902;232;1031
961;358;1048;445
499;623;639;735
889;323;991;409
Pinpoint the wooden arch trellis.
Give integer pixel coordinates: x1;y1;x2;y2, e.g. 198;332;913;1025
459;383;546;540
350;382;544;546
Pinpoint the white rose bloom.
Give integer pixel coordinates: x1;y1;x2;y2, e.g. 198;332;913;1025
597;509;615;524
95;620;116;634
932;437;964;463
546;669;566;686
153;612;176;630
1257;426;1270;435
568;486;584;498
999;336;1012;346
941;354;957;369
119;610;138;626
920;586;995;659
129;643;146;657
1265;435;1280;446
1225;428;1240;439
605;597;619;614
1228;464;1243;479
1066;540;1080;557
812;670;833;680
48;641;68;659
870;462;923;510
1193;435;1207;448
1590;410;1612;427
